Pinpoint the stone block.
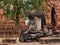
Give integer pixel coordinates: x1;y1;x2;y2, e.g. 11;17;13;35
55;10;60;13
55;6;60;10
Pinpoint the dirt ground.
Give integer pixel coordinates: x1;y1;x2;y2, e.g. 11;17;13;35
9;42;60;45
1;37;60;45
9;38;60;45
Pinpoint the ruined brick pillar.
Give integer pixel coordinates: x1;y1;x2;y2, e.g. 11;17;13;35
45;0;60;29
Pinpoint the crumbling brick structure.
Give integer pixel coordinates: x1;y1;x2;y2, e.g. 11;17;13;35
44;0;60;30
0;8;28;37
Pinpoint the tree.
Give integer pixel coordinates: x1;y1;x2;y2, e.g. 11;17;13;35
0;0;24;25
24;0;45;14
0;0;45;25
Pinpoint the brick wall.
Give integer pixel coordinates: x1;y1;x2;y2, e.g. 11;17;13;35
45;0;60;29
0;8;28;37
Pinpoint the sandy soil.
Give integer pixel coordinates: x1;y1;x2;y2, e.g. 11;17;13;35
9;42;60;45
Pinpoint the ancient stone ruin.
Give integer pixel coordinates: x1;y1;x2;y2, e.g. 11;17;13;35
44;0;60;30
0;8;28;37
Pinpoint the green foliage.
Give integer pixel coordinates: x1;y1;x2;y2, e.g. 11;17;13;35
2;0;14;19
0;0;45;25
24;0;34;10
0;0;24;24
1;0;23;19
24;0;44;11
0;0;44;18
0;1;4;8
31;0;44;10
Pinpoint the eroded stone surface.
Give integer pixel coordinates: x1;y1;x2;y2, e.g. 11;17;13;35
45;0;60;29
